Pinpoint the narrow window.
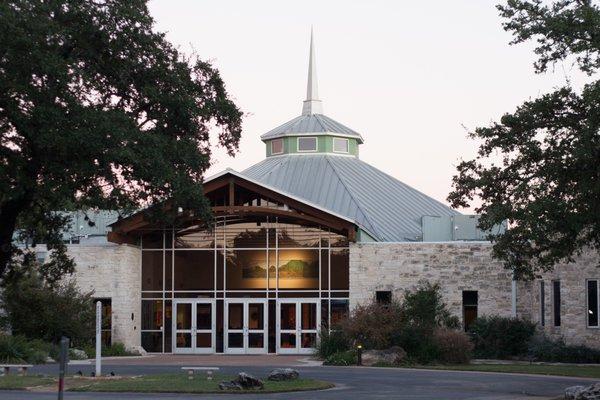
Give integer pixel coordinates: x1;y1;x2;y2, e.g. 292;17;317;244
588;280;599;328
376;291;392;305
333;137;349;153
553;280;561;327
94;298;112;346
271;139;283;155
462;290;478;331
298;137;317;152
540;281;545;327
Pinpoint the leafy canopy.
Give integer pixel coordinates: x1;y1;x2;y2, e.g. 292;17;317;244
448;0;600;279
0;0;243;277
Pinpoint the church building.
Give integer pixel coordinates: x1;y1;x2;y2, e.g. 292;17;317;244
64;33;600;354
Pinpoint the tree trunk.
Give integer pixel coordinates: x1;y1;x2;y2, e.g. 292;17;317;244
0;199;25;277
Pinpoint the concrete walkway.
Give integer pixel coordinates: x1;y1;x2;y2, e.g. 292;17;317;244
70;354;322;367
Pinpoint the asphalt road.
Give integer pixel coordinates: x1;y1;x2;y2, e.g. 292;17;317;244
0;363;595;399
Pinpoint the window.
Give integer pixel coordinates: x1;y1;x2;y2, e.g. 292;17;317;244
553;280;561;327
588;280;599;328
540;281;545;327
333;138;349;153
271;139;283;155
93;298;112;346
298;137;317;152
462;290;478;331
376;291;392;305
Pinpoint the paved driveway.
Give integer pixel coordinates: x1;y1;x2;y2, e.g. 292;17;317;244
1;357;595;399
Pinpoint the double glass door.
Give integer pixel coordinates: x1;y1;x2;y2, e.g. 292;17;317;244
224;299;268;354
173;299;215;354
277;299;320;354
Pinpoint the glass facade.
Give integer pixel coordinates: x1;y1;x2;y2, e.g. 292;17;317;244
140;218;350;353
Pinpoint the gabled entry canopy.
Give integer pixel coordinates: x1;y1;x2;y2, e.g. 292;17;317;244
108;169;357;244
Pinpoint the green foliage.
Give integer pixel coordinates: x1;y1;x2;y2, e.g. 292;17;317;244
0;0;243;277
0;334;54;364
468;316;537;359
324;281;469;365
316;329;351;359
0;264;94;346
528;333;600;363
448;0;600;279
323;350;357;366
82;342;140;358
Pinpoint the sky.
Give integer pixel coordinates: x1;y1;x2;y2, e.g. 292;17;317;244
147;0;589;212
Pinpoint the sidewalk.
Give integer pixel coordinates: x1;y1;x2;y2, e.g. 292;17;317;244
82;354;323;367
472;359;600;367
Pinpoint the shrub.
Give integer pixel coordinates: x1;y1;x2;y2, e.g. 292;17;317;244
316;329;350;359
339;300;403;349
528;334;600;363
433;328;473;364
0;334;52;364
0;271;95;346
468;316;536;359
82;342;140;358
324;350;357;366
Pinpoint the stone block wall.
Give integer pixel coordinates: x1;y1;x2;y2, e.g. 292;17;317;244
524;251;600;348
350;242;600;348
67;244;141;351
349;242;514;323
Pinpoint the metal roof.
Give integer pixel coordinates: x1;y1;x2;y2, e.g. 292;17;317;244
242;154;460;242
260;113;364;143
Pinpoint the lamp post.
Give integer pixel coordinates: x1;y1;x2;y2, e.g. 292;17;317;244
95;301;102;377
357;344;362;366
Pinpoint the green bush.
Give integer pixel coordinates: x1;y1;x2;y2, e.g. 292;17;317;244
0;334;51;364
324;350;357;366
468;316;536;359
82;342;139;358
0;272;95;346
316;329;350;359
433;328;473;364
528;334;600;363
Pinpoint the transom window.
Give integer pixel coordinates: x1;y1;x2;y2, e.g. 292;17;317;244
271;139;283;155
333;138;349;153
298;137;317;152
588;279;599;328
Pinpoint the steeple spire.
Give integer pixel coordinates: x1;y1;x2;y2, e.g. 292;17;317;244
302;27;323;115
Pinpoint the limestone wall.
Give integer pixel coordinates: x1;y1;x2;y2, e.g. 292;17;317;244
67;244;141;351
349;242;513;321
349;242;600;348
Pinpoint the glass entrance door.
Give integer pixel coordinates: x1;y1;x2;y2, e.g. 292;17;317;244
224;299;267;354
173;299;215;354
277;299;319;354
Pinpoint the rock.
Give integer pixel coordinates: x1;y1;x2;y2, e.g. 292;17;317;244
219;381;242;391
69;348;88;360
268;368;299;381
362;346;407;366
236;372;264;389
565;383;600;400
219;372;263;391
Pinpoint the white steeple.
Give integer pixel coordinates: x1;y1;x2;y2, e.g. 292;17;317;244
301;28;324;115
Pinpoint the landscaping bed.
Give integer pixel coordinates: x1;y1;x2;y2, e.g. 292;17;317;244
0;373;333;394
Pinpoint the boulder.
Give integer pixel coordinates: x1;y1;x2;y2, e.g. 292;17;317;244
218;381;242;391
565;383;600;400
236;372;264;389
268;368;299;381
362;346;406;366
219;372;264;391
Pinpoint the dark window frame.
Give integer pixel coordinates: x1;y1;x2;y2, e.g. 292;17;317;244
552;280;561;327
462;290;478;332
587;279;599;328
376;291;392;305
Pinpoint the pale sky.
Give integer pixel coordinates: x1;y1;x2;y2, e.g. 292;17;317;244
148;0;589;212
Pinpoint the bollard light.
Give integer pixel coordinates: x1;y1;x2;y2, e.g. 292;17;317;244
357;344;363;366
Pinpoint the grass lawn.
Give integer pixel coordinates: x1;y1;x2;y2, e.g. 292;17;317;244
0;373;333;394
409;364;600;379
